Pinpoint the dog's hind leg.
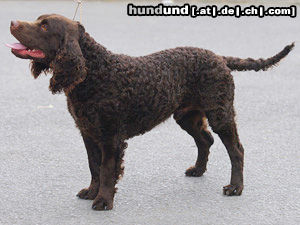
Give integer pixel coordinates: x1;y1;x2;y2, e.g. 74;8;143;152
175;110;214;177
77;135;102;200
206;107;244;196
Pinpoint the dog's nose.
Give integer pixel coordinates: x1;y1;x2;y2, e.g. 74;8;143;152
10;20;19;29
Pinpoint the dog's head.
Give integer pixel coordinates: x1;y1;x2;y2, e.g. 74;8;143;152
9;14;86;94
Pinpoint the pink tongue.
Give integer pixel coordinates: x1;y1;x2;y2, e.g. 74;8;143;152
5;43;27;50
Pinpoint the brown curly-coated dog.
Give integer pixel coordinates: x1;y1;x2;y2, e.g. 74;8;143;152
8;14;294;210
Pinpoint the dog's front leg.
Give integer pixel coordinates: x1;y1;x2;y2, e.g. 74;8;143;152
92;136;125;210
77;135;102;200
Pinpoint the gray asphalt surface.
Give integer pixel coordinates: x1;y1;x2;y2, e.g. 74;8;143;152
1;1;300;225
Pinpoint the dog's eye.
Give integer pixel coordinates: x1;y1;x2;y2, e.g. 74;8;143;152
41;24;47;31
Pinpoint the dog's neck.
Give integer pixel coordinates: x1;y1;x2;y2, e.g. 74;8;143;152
79;32;112;73
65;32;114;98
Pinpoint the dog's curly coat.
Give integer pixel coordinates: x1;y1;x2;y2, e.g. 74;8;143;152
9;14;294;210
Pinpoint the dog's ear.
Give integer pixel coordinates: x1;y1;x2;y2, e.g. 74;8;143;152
49;34;86;94
30;61;49;78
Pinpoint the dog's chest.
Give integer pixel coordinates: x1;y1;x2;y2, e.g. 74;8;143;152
66;97;96;131
66;93;120;133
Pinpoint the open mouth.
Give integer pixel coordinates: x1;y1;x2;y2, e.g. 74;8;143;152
6;43;45;59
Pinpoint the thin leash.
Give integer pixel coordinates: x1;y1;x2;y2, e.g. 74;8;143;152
73;0;83;23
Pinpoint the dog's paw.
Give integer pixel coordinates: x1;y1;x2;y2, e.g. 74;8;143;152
92;196;113;210
185;166;206;177
223;184;243;196
76;187;98;200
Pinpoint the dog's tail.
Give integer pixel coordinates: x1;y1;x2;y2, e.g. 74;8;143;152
223;43;294;72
